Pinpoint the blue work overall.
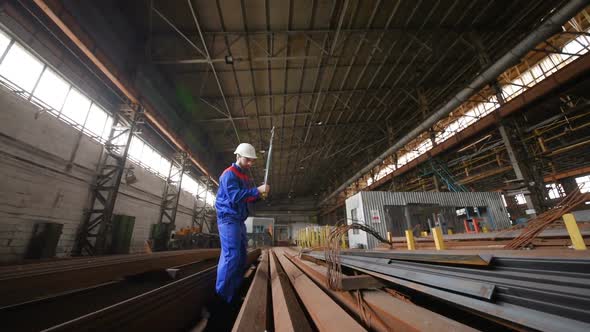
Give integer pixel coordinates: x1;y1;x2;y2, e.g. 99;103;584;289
214;163;259;303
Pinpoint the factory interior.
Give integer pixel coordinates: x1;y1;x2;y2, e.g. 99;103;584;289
1;0;590;331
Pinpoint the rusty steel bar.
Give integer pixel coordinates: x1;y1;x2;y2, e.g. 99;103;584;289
336;250;493;266
273;248;366;332
309;252;496;300
286;252;477;332
232;250;270;332
269;250;313;332
38;249;260;332
342;263;590;332
0;249;220;306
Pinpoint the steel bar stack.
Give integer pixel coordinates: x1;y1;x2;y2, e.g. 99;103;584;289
241;248;479;332
0;249;260;331
505;191;590;249
0;248;220;306
308;249;590;332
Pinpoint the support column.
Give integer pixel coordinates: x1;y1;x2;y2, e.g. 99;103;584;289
153;152;189;251
74;103;144;255
158;152;189;228
192;176;216;233
432;175;440;192
470;34;546;216
493;83;546;216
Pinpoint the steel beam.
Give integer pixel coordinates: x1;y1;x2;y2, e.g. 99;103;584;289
36;249;260;332
308;253;495;300
269;250;313;332
287;250;476;332
343;263;590;332
0;249;220;307
192;176;215;233
233;250;270;332
337;250;492;266
273;248;366;331
158;152;189;233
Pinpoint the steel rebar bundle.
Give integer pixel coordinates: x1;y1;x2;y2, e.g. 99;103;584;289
505;189;589;249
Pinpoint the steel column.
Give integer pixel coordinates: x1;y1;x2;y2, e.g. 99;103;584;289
192;176;216;233
158;152;189;229
73;104;144;256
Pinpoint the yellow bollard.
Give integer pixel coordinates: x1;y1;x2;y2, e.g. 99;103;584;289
432;226;446;250
405;230;416;250
447;229;454;235
420;231;428;237
564;214;587;250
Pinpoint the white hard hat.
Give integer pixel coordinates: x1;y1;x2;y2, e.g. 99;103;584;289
234;143;257;159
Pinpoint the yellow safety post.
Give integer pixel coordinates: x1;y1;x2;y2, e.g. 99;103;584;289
420;231;428;237
564;214;587;250
447;229;454;235
432;226;446;250
405;230;416;250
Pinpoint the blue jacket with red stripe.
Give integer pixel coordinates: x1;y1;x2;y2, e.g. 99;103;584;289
215;163;260;222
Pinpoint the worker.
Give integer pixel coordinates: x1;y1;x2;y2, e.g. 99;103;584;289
214;142;269;303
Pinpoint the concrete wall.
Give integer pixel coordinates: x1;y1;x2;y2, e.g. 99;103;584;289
0;85;209;263
344;193;369;249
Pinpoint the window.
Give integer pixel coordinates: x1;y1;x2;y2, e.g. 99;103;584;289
372;163;396;184
181;174;215;206
545;183;565;199
101;116;114;141
576;175;590;193
33;69;70;110
0;26;217;206
562;32;589;58
0;43;44;92
205;192;216;206
415;139;433;155
0;30;11;58
84;104;109;137
158;157;171;176
128;136;145;160
60;88;91;126
170;166;181;181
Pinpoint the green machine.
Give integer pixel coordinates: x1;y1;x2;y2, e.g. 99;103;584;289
150;222;174;251
110;214;135;254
